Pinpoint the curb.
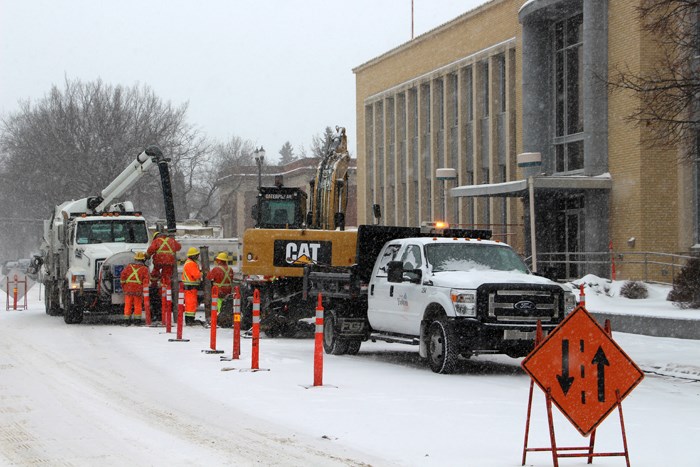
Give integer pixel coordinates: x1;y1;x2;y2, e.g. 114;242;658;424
590;312;700;340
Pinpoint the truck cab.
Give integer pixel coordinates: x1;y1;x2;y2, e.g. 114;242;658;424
367;236;576;370
253;186;307;229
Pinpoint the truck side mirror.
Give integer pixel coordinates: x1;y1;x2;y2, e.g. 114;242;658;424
387;261;404;283
407;269;423;284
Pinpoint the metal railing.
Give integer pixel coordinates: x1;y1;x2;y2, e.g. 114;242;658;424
526;251;697;285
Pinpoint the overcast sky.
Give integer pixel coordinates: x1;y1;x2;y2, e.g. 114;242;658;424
0;0;488;162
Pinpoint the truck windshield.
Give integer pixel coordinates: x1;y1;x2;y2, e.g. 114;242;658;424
75;220;149;245
425;243;529;274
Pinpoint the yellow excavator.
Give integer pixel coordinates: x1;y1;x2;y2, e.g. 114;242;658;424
240;127;357;336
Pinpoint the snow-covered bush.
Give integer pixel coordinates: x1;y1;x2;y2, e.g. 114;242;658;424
667;257;700;309
620;281;649;299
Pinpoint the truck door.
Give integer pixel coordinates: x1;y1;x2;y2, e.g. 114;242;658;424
390;244;426;335
367;243;401;332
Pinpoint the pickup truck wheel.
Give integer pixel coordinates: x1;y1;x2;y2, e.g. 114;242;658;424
323;311;348;355
346;340;362;355
427;320;458;374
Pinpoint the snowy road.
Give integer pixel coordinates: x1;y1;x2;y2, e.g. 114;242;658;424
1;288;699;466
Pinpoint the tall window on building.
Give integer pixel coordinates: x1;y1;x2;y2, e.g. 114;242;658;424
553;13;584;173
482;61;490;118
497;54;506;113
465;66;474;123
435;78;445;167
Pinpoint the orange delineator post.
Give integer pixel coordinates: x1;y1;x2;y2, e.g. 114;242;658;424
12;275;19;310
168;282;189;342
177;282;185;338
143;284;151;326
204;285;224;354
164;284;172;333
233;286;241;359
313;293;324;387
579;284;586;307
251;288;260;370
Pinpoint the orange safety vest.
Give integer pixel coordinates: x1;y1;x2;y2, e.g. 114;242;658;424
211;265;233;288
123;265;144;285
182;258;201;286
120;263;148;295
158;241;174;254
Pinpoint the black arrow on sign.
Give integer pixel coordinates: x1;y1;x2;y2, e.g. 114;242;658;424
592;346;610;402
556;339;575;395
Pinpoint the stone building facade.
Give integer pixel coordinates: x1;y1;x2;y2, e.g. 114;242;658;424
353;0;698;280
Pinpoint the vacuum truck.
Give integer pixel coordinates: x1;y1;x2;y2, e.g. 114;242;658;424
40;146;177;324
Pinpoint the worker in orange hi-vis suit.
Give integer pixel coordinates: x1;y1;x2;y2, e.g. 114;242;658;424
146;231;181;286
182;247;202;325
206;252;234;312
119;251;150;325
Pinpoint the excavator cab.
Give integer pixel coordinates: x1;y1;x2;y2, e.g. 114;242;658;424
253;186;307;229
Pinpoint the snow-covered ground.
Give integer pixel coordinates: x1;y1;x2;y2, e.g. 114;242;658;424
0;282;698;466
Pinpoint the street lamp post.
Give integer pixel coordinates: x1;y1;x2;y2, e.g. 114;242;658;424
436;168;457;223
254;146;266;189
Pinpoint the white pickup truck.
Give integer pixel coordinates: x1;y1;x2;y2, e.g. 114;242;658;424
304;224;576;373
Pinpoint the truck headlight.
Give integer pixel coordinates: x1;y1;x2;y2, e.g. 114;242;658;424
451;289;476;317
70;274;86;289
564;292;576;315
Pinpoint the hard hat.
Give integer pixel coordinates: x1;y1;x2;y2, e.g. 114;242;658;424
216;252;229;262
134;251;147;261
152;230;161;239
186;246;200;257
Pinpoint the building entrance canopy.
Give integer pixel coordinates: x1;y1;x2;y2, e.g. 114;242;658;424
450;174;612;198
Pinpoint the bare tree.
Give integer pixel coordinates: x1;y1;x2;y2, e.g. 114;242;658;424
0;77;204;258
309;126;336;158
187;135;256;223
609;0;699;158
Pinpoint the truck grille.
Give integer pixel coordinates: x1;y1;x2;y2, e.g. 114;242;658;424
478;284;561;324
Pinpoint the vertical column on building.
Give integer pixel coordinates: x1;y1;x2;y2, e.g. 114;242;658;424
462;66;477;228
506;48;519;250
396;93;407;226
384;97;396;225
406;89;419;226
365;104;375;224
443;75;457;224
583;0;609;274
418;84;430;222
456;69;466;226
375;101;385;224
430;79;440;222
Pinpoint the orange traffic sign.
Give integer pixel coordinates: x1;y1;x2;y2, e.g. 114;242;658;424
521;305;644;436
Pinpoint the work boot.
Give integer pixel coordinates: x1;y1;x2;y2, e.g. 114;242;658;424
122;316;132;326
185;316;195;326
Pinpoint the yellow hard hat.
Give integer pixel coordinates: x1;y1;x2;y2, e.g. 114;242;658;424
152;230;161;239
134;251;147;261
216;252;229;262
186;246;200;257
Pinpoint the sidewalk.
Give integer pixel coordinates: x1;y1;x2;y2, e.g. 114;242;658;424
575;275;700;340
